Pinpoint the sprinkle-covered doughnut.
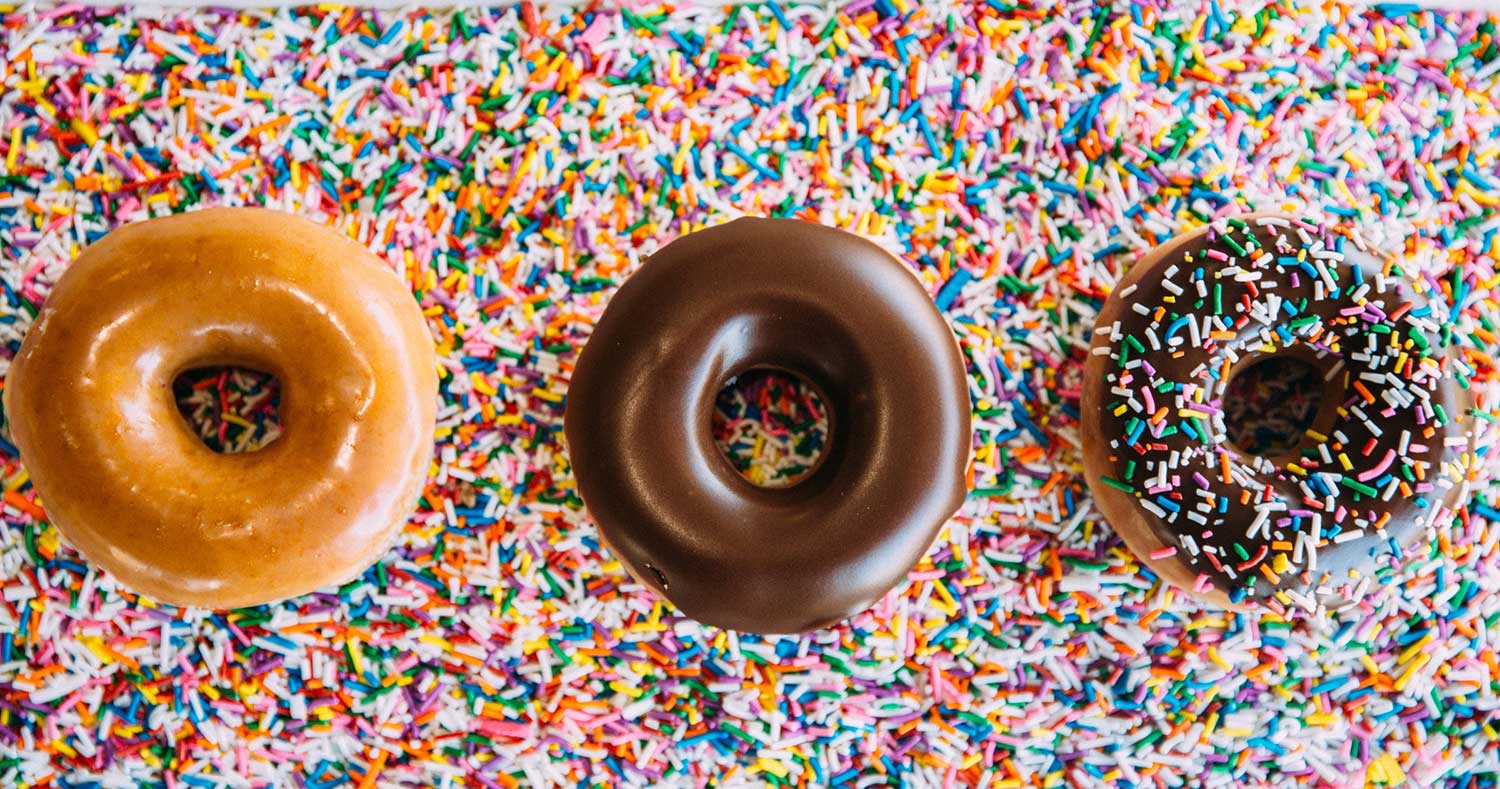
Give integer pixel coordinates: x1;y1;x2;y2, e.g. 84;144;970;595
565;218;971;633
1083;215;1472;610
4;208;438;609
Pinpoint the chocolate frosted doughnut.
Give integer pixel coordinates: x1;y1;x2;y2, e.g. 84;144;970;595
5;208;437;609
565;218;971;633
1083;215;1471;610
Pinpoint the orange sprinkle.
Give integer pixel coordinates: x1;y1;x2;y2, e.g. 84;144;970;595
4;491;45;520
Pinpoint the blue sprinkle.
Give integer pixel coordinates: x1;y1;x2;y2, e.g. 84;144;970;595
934;269;974;312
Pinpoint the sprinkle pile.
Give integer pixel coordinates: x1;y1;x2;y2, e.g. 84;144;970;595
1;3;1499;787
174;365;283;455
711;370;830;488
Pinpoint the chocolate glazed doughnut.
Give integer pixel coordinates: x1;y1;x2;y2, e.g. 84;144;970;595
565;218;971;633
4;208;437;609
1083;214;1473;611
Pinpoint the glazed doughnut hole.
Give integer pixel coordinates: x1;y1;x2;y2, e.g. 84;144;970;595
1221;355;1323;458
173;366;283;454
711;369;829;488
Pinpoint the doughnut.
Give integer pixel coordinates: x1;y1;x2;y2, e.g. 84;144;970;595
4;208;437;609
1083;214;1471;610
565;218;971;633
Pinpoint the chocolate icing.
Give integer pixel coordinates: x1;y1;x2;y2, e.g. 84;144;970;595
1083;215;1469;609
565;218;971;633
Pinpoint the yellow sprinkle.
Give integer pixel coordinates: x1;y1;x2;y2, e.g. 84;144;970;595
1393;654;1430;692
471;372;498;397
1457;180;1500;207
80;636;114;664
1398;631;1433;666
220;412;254;430
37;527;59;556
1368;753;1405;785
756;758;789;778
925;175;958;194
5;126;19;171
931;579;959;616
71;119;98;147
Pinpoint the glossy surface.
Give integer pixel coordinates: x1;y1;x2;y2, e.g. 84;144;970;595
565;218;971;633
1083;215;1467;608
4;208;437;608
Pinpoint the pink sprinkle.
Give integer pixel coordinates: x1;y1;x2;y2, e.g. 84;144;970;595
578;14;613;50
1357;449;1396;482
1151;547;1178;560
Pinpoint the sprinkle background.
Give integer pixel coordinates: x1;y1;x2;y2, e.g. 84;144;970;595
1;2;1500;787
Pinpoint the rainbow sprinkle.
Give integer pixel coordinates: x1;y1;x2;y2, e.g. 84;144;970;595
0;3;1498;788
1221;355;1324;457
174;366;283;455
711;370;830;488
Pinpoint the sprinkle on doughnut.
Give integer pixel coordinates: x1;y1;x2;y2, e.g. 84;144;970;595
1086;215;1475;611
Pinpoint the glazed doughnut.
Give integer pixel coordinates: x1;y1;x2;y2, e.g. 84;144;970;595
4;208;437;609
565;218;971;633
1083;214;1471;610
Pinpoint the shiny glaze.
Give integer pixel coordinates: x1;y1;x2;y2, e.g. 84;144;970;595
5;208;437;608
565;218;971;633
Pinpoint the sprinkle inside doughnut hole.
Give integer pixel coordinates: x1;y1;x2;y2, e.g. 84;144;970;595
173;366;283;454
1221;354;1328;458
711;369;829;488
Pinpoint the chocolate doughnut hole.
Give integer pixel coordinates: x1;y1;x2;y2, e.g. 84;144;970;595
1221;355;1323;458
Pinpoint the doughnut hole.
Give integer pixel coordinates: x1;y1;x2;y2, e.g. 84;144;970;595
1221;355;1325;458
711;369;829;488
173;366;283;454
